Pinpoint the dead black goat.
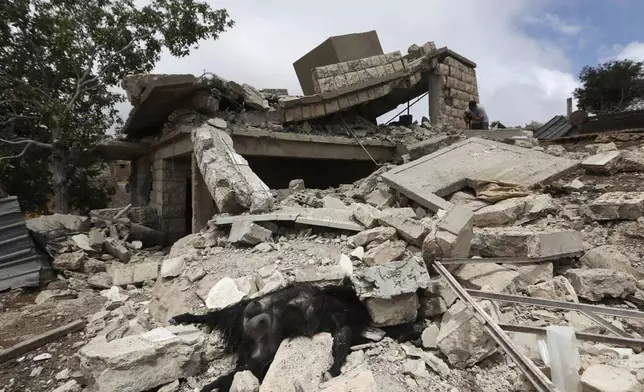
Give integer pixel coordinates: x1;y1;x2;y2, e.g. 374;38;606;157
169;283;424;392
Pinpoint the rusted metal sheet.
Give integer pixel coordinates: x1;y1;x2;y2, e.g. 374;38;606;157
534;115;574;140
0;196;46;291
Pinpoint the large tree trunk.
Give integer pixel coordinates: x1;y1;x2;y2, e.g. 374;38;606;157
51;145;71;214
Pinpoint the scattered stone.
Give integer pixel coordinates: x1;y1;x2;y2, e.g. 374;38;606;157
186;267;206;283
82;258;106;274
564;179;586;192
401;343;451;378
419;277;457;317
55;368;71;381
254;243;273;253
322;196;347;209
88;228;105;248
403;359;431;388
260;333;333;392
365;187;396;208
363;240;406;266
415;207;427;219
349;246;364;260
229;82;271;111
88;272;112;289
378;211;428;246
229;221;272;245
78;326;205;392
365;293;419;327
52;380;81;392
507;262;554;289
289;179;305;191
580;364;639;392
205;277;247;310
30;366;43;377
596;142;618;153
71;234;94;252
53;251;86;271
545;145;566;156
318;365;379;392
338;254;353;276
35;290;77;305
421;323;440;349
230;370;259;392
103;237;131;263
437;300;498;369
351;258;430;300
424;205;475;261
471;226;583;258
294;265;347;287
349;227;396;248
582;151;622;174
101;286;130;303
454;263;520;292
565;268;637;301
586;192;644;221
580;245;644;279
526;276;578;302
361;327;386;342
111;261;158;286
33;353;52;361
351;203;382;229
160;257;186;278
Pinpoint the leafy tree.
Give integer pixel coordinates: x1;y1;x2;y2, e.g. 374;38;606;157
0;0;233;213
573;59;644;115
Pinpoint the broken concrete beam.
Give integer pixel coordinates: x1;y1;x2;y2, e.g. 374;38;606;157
580;245;644;280
260;333;333;392
293;265;347;287
103;237;131;263
111;261;158;286
585;192;644;221
378;210;428;246
436;300;499;369
581;151;621;174
365;293;418;327
474;194;557;227
229;81;270;112
294;208;364;231
526;276;578;303
564;268;637;302
362;240;406;266
406;135;450;160
192;123;273;214
471;226;583;258
229;221;272;246
348;226;397;248
78;326;205;392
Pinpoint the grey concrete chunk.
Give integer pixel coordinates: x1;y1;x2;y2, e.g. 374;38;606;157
78;326;205;392
565;268;636;301
260;333;333;392
378;211;428;246
437;300;498;369
351;258;430;300
582;151;622;174
111;261;158;286
454;263;520;292
581;364;640;392
526;276;578;302
586;192;644;221
363;240;406;266
103;237;131;263
205;277;248;310
351;203;381;229
231;370;260;392
365;187;396;208
160;257;186;278
349;226;397;248
318;365;379;392
580;245;644;280
229;221;272;245
293;265;347;287
366;293;418;327
471;226;583;258
53;251;86;271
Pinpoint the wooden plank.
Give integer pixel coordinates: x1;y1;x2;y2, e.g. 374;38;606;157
0;320;85;364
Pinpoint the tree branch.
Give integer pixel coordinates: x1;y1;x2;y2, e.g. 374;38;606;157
0;137;53;162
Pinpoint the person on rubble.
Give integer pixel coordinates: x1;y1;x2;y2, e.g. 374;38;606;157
463;100;489;130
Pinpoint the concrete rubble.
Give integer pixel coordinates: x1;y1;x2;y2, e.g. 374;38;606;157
11;49;644;392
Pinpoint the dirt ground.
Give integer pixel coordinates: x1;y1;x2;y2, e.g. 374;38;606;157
0;288;105;392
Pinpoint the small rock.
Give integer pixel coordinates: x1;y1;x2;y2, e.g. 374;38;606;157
403;359;431;388
30;366;43;377
187;267;206;283
363;240;406;265
88;228;105;248
71;234;94;252
88;272;112;289
365;293;418;327
53;251;86;271
349;246;364;260
35;290;77;305
351;203;381;229
365;187;396;208
82;258;106;274
564;178;586;192
289;179;305;191
205;277;246;310
33;353;52;361
103;237;131;263
348;227;397;248
254;243;273;253
229;221;272;246
160;257;186;278
55;368;71;381
526;276;578;302
421;323;440;349
230;370;259;392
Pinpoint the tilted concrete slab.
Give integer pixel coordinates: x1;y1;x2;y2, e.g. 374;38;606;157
382;138;579;212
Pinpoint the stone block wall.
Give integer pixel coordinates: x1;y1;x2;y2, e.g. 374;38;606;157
149;157;192;242
439;56;480;129
311;51;406;94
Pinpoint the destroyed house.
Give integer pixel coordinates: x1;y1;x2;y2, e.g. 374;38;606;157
98;31;480;243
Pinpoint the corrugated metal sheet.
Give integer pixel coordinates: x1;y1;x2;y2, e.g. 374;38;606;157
534;115;574;140
0;196;46;291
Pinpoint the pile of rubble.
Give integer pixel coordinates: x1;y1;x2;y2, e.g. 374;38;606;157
4;131;644;392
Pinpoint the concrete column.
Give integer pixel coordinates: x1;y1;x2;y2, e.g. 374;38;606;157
129;155;153;206
428;72;446;126
191;154;215;233
566;97;573;117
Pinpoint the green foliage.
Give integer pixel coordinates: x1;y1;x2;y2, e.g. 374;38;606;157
0;0;233;213
573;59;644;114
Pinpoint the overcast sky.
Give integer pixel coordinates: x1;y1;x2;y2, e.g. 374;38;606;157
121;0;644;128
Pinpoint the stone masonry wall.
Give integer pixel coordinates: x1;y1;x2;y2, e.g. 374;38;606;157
311;51;406;94
438;56;480;129
149;157;192;243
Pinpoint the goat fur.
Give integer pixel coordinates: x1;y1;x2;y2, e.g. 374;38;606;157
169;283;423;392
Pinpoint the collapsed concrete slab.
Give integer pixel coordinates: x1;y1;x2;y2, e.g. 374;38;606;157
382;138;578;213
192;120;273;214
564;268;637;301
473;194;557;227
585;192;644;221
580;245;644;280
78;326;205;392
471;226;583;258
582;151;622;174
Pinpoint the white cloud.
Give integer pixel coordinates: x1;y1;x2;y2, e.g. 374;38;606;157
613;41;644;62
543;13;583;35
118;0;581;128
